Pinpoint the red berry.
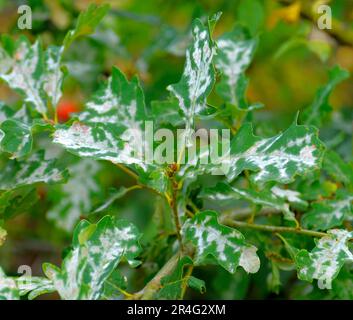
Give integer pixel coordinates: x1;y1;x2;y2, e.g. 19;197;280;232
57;100;79;122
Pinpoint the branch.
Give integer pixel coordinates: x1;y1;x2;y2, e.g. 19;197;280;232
222;218;327;238
115;163;162;197
116;163;139;180
170;177;184;250
130;251;182;300
223;207;282;221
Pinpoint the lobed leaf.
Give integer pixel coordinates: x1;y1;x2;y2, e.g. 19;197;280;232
296;229;353;289
0;151;68;190
63;4;110;50
201;182;297;222
0;267;19;300
43;215;141;300
16;276;55;300
0;36;63;116
182;210;260;274
167;17;216;141
323;150;353;189
301;191;353;231
215;25;258;110
53;67;148;169
217;121;325;184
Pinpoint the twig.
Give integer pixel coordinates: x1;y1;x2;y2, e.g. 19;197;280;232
116;163;139;180
170;178;184;250
180;265;194;299
222;207;282;221
115;163;162;197
223;219;327;238
130;251;182;300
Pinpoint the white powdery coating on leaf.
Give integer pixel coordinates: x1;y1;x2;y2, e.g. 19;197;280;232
0;152;64;190
184;212;260;274
205;184;295;222
50;218;141;300
43;47;63;107
239;246;260;273
16;161;61;185
299;229;353;290
47;159;100;231
167;22;215;124
1;41;47;114
271;186;303;204
216;38;254;104
321;198;353;221
53;123;145;169
16;276;54;298
0;40;64;114
81;77;119;121
0;268;19;300
222;130;320;183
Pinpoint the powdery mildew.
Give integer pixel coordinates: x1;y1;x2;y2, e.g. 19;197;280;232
298;229;353;289
47;159;100;231
183;211;260;274
48;217;141;300
167;19;215;135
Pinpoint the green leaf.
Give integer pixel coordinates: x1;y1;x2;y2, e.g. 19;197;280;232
236;0;265;36
0;102;15;122
0;267;19;300
331;267;353;299
0;36;63;116
0;105;54;158
0;4;108;117
323;150;353;188
16;276;55;300
53;67;147;169
187;276;206;294
157;256;193;299
271;186;308;209
0;187;39;220
0;119;32;158
151;99;184;127
217;121;325;184
103;269;128;300
47;159;100;232
301;191;353;231
43;215;141;300
267;261;281;294
182;210;260;274
296;229;353;289
201;182;297;222
167;17;216;141
63;4;110;50
302;66;349;127
215;25;258;109
0;151;68;190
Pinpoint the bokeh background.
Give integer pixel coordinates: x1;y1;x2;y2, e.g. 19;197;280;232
0;0;352;299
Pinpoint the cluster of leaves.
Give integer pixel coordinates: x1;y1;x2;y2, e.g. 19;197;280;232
0;3;353;300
